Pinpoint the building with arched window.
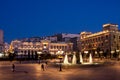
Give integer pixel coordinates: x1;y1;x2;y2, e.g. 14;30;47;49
10;39;73;58
78;23;120;58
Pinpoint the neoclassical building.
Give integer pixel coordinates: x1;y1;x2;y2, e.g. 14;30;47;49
78;23;120;57
10;39;73;57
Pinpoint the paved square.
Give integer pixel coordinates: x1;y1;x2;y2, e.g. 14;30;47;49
0;61;120;80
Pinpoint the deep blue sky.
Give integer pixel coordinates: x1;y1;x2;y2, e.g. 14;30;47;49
0;0;120;43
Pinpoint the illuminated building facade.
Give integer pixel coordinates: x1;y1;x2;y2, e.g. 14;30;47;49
10;39;73;58
54;33;80;51
79;23;120;58
4;42;10;54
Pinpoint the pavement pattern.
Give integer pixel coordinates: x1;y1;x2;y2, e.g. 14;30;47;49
0;61;120;80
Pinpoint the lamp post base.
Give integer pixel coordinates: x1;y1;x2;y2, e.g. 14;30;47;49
59;64;62;71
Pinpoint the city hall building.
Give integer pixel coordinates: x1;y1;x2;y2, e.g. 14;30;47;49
10;39;73;58
78;23;120;58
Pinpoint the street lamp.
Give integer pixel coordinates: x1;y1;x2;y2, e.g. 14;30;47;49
57;50;64;55
116;50;120;60
111;51;115;58
58;55;63;71
84;51;88;54
99;51;103;60
38;56;41;64
57;50;64;71
37;51;42;64
95;51;97;57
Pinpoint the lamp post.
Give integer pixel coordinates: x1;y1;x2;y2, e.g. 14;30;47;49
111;51;115;59
38;56;41;64
59;58;62;71
116;50;120;60
57;50;64;71
95;51;97;57
37;51;42;64
99;51;103;60
58;55;63;71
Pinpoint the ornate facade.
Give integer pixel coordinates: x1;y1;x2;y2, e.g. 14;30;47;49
79;23;120;57
10;39;73;56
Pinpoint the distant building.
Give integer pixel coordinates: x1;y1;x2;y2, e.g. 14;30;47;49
4;42;10;53
44;36;57;42
0;30;4;53
23;33;80;52
18;36;58;43
10;39;73;58
78;23;120;58
54;33;80;51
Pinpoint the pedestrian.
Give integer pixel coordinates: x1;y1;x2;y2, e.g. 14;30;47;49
12;64;15;72
45;61;48;65
41;64;45;71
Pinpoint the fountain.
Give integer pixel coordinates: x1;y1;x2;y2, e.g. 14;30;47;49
89;53;93;63
63;54;70;64
80;53;94;65
53;52;105;69
72;54;77;64
63;52;102;66
79;52;83;64
63;53;93;65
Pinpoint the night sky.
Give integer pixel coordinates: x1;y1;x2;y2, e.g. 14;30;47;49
0;0;120;43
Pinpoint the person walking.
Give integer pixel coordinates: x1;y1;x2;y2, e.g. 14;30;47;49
12;64;15;72
41;64;45;71
45;61;48;65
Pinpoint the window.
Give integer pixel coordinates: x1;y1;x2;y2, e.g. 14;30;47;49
106;35;108;39
54;46;56;49
62;46;64;49
51;46;53;49
113;35;115;39
65;46;67;49
57;46;59;49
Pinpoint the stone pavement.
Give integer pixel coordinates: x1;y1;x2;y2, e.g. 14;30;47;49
0;61;120;80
